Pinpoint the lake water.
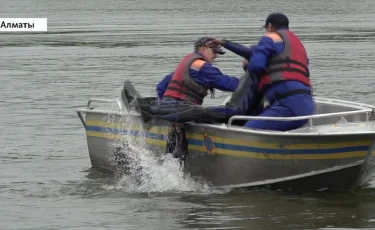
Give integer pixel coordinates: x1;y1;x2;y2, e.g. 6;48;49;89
1;0;375;229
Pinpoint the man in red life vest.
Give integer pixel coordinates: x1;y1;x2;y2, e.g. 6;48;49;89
156;37;240;161
214;12;315;131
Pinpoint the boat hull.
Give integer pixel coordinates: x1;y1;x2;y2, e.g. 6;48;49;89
82;111;375;191
269;162;375;191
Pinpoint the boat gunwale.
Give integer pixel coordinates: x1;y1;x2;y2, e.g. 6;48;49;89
77;97;375;137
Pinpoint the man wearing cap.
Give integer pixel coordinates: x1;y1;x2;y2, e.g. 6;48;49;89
214;12;315;131
156;36;240;104
155;36;240;160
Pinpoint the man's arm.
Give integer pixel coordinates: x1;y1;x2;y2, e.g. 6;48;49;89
156;72;174;100
247;33;284;74
222;40;254;59
192;63;239;92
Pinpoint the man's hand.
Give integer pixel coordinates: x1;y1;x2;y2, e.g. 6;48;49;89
211;38;225;46
242;58;248;71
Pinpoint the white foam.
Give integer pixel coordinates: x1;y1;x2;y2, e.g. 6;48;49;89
102;110;226;194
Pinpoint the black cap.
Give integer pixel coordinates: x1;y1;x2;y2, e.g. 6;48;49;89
263;13;289;28
194;37;225;55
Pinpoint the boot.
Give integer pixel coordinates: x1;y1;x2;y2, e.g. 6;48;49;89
165;128;177;153
172;127;188;161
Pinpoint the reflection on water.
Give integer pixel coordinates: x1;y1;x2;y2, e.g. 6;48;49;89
79;168;375;229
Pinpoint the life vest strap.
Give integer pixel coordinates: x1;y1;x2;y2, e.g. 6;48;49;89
268;58;310;77
168;80;205;101
267;67;310;77
166;86;203;104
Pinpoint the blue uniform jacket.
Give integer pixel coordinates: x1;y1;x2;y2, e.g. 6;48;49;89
223;28;311;103
156;56;240;100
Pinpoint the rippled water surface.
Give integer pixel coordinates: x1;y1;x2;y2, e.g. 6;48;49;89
1;0;375;229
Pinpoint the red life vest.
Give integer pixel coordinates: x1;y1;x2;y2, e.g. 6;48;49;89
258;30;311;92
163;52;209;105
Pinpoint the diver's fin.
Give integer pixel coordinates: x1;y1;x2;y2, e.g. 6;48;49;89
121;80;141;111
120;80;153;122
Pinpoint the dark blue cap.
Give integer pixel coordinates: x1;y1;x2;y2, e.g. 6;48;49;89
263;13;289;28
194;37;225;55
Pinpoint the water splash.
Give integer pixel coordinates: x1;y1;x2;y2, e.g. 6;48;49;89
101;108;222;194
113;147;212;194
